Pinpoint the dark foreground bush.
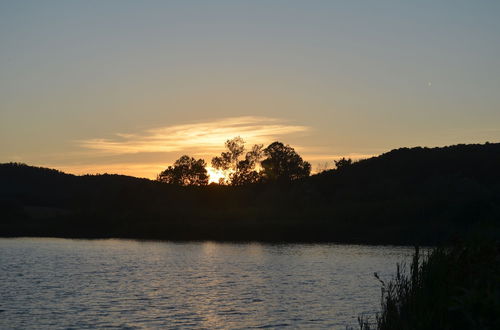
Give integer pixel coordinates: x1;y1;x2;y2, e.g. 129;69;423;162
359;241;500;330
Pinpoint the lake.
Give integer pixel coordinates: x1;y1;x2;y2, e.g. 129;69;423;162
0;238;414;329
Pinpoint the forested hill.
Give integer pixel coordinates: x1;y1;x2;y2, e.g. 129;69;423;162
1;142;500;244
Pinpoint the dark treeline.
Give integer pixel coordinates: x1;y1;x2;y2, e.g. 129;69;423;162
1;142;500;245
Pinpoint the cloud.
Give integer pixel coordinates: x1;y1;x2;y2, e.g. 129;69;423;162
78;116;310;155
68;116;384;179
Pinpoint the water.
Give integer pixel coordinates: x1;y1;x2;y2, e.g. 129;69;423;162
0;238;414;329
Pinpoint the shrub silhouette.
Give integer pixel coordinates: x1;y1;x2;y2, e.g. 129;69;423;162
261;141;311;182
157;155;208;186
358;242;500;329
334;157;353;170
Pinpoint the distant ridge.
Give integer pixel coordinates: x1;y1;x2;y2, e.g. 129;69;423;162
1;142;499;244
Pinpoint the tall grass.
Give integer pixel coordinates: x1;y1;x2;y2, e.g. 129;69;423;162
359;241;499;330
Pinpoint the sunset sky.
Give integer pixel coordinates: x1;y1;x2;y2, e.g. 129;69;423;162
1;1;499;178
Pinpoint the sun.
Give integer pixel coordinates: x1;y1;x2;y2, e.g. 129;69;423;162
206;167;228;184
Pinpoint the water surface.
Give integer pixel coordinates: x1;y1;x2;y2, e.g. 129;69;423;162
0;238;413;329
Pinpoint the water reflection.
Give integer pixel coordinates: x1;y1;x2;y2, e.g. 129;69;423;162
0;238;413;329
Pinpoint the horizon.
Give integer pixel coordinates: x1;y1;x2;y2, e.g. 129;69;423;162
3;140;496;182
1;1;499;179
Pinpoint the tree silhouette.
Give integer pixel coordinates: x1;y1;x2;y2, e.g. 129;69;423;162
212;137;263;185
261;141;311;182
334;157;353;170
157;155;209;186
211;136;245;172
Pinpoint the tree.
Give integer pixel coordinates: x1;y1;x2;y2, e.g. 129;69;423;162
211;137;263;185
230;160;261;186
261;141;311;182
334;157;353;170
157;155;209;186
211;136;245;172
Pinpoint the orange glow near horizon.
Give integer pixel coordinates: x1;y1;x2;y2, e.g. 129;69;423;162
19;116;381;180
46;152;376;181
206;167;229;184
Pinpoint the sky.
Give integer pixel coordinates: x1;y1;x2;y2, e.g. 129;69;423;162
1;0;499;179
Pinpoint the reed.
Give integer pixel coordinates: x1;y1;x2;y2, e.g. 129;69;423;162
358;241;499;330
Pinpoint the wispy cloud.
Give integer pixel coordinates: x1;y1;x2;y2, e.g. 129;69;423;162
78;116;309;155
68;116;384;179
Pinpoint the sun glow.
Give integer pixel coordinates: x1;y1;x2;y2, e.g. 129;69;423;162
206;167;229;184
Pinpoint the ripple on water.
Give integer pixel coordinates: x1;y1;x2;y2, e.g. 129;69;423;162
0;238;414;329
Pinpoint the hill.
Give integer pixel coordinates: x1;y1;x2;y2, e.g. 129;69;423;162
1;142;500;244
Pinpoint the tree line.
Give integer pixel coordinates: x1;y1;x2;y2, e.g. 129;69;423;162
156;137;313;186
2;142;499;244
